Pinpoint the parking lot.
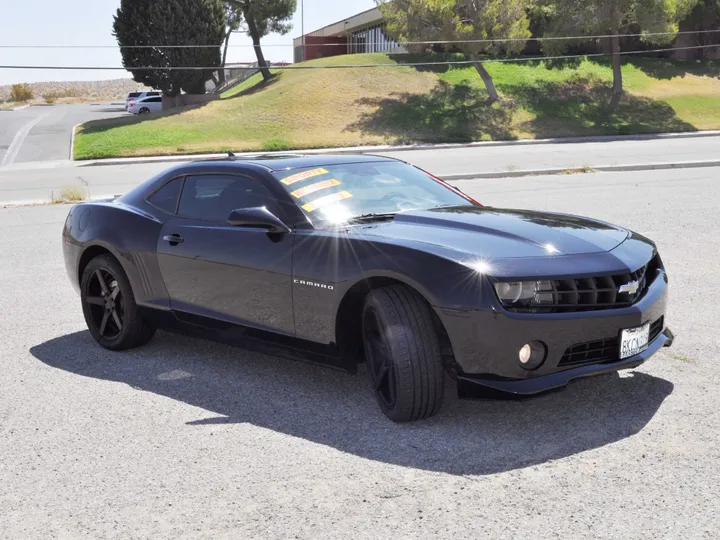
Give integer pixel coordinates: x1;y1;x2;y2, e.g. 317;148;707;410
0;103;127;167
1;167;719;538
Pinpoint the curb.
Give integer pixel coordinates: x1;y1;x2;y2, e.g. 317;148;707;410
442;159;720;181
74;129;720;167
1;193;120;208
69;122;82;161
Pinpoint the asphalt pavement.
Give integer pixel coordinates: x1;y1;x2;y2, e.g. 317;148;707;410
1;167;718;539
0;103;126;167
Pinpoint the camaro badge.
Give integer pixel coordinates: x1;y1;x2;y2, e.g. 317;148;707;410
619;280;640;295
294;279;334;290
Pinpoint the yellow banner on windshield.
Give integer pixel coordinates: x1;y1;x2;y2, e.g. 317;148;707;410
280;168;329;186
302;191;353;212
291;179;341;198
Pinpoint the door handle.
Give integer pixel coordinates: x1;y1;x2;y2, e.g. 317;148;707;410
163;234;184;245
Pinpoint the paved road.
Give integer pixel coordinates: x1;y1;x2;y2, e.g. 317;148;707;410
2;133;720;204
0;103;126;167
1;168;718;539
381;133;720;174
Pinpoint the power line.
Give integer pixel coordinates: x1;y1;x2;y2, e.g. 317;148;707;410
2;29;720;49
0;44;718;71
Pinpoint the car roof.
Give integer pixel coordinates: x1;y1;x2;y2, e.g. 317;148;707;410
115;153;406;210
193;153;400;172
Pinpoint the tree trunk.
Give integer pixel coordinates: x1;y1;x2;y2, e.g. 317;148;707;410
472;60;499;102
243;9;271;81
610;34;623;108
219;28;233;84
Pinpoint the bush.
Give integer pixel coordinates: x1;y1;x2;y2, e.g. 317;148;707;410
51;186;87;204
43;93;57;104
261;137;291;152
11;83;33;102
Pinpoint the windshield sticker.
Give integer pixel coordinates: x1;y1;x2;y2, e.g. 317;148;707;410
302;191;353;212
291;179;341;198
280;168;329;186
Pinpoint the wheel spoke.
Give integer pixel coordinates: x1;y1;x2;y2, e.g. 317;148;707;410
374;364;390;391
95;269;110;295
368;333;389;359
99;311;110;336
111;286;120;301
86;296;104;306
111;309;123;331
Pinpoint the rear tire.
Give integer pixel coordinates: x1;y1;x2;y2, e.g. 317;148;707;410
362;285;445;422
80;254;155;351
139;107;150;115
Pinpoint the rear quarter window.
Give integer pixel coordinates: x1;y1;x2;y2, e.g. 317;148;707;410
147;177;183;214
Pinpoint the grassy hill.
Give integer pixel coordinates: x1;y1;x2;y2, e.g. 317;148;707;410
73;53;720;160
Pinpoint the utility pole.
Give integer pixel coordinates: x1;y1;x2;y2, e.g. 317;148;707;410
301;0;305;62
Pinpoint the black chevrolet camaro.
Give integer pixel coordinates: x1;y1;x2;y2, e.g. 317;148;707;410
62;154;673;422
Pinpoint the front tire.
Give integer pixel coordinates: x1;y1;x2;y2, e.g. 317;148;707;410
362;286;445;422
80;254;155;350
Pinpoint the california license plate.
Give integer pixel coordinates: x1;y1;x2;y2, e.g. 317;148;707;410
620;322;651;359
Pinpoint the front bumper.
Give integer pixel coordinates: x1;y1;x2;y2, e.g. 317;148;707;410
457;327;673;398
436;269;670;397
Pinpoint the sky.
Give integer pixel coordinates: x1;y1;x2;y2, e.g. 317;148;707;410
0;0;377;86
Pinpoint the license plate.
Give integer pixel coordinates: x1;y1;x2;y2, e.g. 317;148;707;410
620;322;651;359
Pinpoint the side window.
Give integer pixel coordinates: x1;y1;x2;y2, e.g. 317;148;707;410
147;97;162;103
178;174;278;221
147;177;183;214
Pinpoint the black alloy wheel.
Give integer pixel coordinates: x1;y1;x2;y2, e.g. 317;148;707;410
85;268;124;340
81;254;155;350
139;107;150;115
362;286;445;422
364;307;398;410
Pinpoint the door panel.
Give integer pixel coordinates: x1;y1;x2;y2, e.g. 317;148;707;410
157;216;295;336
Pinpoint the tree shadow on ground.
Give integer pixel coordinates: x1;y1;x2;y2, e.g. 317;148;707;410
624;57;720;80
533;55;720;80
30;330;673;476
221;72;282;100
346;80;516;143
388;52;462;74
502;77;697;138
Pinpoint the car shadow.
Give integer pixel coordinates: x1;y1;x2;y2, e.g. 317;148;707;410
30;330;673;476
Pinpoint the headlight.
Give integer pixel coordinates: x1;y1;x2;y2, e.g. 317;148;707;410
494;280;555;307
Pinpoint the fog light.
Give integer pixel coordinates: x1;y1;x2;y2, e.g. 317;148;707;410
518;341;547;370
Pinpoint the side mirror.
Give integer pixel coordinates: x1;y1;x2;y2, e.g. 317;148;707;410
227;206;292;234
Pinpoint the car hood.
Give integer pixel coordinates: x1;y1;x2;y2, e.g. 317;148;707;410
349;206;630;259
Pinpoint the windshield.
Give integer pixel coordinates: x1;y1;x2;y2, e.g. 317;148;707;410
273;162;474;225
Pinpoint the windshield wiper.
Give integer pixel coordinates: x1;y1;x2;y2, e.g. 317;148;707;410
345;212;399;224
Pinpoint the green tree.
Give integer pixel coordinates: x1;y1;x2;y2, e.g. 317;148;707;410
377;0;532;102
225;0;296;81
113;0;226;96
541;0;699;106
684;0;720;58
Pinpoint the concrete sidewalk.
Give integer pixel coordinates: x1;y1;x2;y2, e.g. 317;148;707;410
2;132;720;204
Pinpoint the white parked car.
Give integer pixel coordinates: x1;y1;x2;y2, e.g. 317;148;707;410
127;96;163;115
125;91;161;111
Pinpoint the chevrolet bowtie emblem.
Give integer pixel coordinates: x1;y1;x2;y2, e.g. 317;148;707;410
619;280;640;295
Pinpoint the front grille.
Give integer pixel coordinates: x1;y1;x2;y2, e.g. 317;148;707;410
509;254;661;314
558;316;665;367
